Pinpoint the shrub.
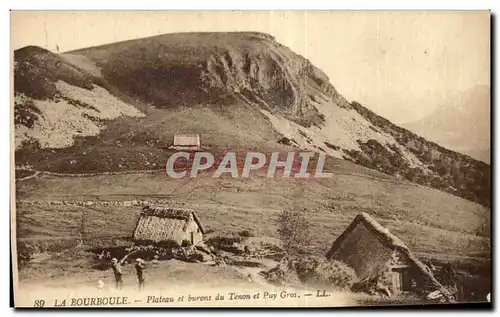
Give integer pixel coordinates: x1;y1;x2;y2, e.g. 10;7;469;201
277;137;295;146
206;235;244;255
187;252;204;263
238;229;255;238
181;240;192;247
17;242;35;268
207;235;242;246
295;256;358;290
294;255;321;280
265;268;288;286
14;95;42;128
264;258;301;286
323;141;340;151
276;209;311;257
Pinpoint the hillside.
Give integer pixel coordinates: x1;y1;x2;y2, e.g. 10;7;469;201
14;46;145;149
403;85;490;163
15;169;491;299
13;32;490;207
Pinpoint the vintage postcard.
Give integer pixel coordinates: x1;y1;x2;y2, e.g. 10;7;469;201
10;10;491;308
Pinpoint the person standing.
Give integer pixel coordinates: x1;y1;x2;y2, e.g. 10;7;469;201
135;258;146;291
110;252;134;290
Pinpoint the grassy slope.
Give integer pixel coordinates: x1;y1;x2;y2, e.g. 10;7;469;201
15;101;284;173
15;147;490;299
16;168;490;266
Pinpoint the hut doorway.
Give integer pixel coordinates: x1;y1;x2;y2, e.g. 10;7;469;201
391;266;412;293
400;269;413;291
190;232;195;245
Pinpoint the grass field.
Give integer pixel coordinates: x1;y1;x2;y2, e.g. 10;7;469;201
16;166;490;264
14;143;491;303
14;157;491;306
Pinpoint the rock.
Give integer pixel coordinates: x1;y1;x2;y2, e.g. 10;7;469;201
197;252;212;262
195;244;212;255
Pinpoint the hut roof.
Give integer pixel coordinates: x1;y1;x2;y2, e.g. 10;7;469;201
133;205;205;244
140;205;206;234
173;134;200;146
327;212;445;291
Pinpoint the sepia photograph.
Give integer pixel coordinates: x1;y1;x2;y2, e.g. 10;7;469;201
10;10;491;308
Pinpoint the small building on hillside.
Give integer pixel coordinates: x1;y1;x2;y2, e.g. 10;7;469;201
326;212;445;296
133;205;206;246
170;134;200;150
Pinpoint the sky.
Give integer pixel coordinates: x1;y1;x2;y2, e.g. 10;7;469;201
11;11;490;123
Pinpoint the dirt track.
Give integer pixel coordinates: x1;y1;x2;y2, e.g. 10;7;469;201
16;166;421;188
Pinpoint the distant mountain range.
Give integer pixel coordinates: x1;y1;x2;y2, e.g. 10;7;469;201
403;85;490;163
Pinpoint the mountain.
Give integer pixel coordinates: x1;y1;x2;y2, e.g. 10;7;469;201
402;85;490;163
13;32;490;207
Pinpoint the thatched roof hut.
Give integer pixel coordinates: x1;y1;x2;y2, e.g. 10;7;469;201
326;212;448;297
133;205;206;246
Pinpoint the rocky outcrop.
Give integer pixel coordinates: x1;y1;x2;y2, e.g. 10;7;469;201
71;32;345;127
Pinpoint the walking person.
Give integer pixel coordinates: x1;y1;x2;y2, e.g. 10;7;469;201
135;258;146;291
